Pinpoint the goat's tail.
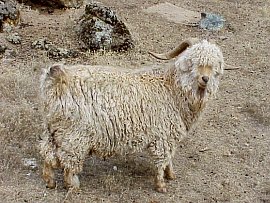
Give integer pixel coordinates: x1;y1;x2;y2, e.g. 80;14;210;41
46;64;68;83
40;64;69;101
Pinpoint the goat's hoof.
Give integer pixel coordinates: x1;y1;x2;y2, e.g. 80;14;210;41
63;184;78;190
69;187;80;192
64;183;80;191
46;181;56;189
165;172;176;180
156;186;167;193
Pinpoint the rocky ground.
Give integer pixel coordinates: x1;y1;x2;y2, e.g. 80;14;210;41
0;0;269;202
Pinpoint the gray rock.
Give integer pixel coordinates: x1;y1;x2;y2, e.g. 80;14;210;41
77;2;134;52
31;38;78;59
199;13;225;31
6;32;21;44
47;46;78;59
4;48;16;58
31;38;53;50
0;0;20;31
0;43;7;54
22;158;38;170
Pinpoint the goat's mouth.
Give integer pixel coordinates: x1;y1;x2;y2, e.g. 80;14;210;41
198;86;207;98
198;82;207;89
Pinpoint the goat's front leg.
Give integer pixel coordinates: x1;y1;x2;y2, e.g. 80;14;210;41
64;168;80;190
42;161;56;189
149;140;175;193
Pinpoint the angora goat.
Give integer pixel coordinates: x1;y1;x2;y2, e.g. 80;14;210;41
39;38;224;193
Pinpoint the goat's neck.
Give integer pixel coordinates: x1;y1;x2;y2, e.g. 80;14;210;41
165;68;208;131
179;88;207;131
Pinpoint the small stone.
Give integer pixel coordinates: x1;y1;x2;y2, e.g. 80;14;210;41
199;12;225;31
31;38;53;50
6;32;21;44
22;158;38;169
0;44;7;54
222;150;232;157
4;48;16;58
47;46;78;59
2;23;13;33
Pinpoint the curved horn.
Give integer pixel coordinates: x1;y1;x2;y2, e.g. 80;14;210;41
149;38;200;60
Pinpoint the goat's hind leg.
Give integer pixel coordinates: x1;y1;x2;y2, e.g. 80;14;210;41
42;161;56;189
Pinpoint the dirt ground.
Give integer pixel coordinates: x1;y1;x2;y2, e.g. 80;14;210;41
0;0;269;202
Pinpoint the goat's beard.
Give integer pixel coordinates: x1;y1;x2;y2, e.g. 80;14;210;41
188;84;208;106
176;72;219;107
197;86;207;99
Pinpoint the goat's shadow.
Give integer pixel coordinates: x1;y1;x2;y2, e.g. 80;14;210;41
50;153;156;193
81;154;156;192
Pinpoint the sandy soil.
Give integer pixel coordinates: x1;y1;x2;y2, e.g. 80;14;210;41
0;0;269;202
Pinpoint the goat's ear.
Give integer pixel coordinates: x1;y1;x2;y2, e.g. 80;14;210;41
219;61;224;75
49;64;65;78
175;57;192;72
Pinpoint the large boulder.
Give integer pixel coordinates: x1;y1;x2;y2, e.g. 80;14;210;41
0;0;20;31
77;2;134;52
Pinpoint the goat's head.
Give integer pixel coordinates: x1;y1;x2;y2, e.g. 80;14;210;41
150;39;224;99
175;40;224;99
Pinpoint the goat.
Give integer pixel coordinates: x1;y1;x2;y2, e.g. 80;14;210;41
39;38;224;193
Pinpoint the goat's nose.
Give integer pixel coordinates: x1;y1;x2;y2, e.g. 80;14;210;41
202;76;209;83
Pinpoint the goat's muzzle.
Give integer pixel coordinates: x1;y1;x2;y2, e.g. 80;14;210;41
198;75;209;88
202;76;209;83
